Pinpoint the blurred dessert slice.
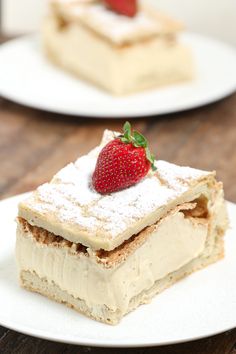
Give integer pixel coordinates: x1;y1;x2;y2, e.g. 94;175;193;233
42;0;194;95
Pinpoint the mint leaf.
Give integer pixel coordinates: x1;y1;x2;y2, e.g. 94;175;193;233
123;121;131;141
121;136;130;144
145;148;157;171
145;147;152;161
133;131;147;147
123;121;131;132
151;163;157;171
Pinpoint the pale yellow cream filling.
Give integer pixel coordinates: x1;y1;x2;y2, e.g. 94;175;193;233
16;209;207;314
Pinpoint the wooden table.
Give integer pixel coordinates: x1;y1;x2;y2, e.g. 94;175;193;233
1;88;236;353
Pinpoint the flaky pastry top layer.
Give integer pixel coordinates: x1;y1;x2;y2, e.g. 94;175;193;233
18;130;217;251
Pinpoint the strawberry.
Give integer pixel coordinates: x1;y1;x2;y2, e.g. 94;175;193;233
92;122;156;194
104;0;137;17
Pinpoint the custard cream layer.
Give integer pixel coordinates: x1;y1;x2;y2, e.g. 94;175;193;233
16;208;207;314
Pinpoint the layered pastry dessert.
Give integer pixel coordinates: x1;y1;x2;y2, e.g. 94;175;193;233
43;0;194;95
16;124;228;324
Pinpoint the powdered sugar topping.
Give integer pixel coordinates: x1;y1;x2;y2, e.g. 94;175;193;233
155;160;209;192
21;130;210;240
91;177;175;235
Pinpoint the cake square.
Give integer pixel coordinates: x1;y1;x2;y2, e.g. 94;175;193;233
16;129;228;324
43;0;194;95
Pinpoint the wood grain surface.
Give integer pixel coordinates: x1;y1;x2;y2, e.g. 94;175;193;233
0;84;236;352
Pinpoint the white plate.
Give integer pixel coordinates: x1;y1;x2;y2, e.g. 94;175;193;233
0;193;236;347
0;33;236;118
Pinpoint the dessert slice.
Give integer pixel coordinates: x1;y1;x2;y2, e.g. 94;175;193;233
43;0;194;95
16;127;228;325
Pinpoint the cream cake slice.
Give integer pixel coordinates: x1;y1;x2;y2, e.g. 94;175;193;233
16;130;228;324
42;0;194;95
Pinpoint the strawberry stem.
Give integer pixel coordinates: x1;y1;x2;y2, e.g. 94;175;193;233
120;121;157;171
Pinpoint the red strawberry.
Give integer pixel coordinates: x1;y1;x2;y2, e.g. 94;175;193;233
92;122;156;194
104;0;137;17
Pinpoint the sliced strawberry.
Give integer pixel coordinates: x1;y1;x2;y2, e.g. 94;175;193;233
92;122;156;194
104;0;137;17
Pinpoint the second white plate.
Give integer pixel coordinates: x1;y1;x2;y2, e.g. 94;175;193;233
0;194;236;347
0;33;236;118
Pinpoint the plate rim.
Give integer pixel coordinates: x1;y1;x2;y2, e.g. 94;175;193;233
0;315;235;348
0;193;235;347
0;33;236;118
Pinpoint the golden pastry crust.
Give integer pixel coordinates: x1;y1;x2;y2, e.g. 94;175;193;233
18;130;219;251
